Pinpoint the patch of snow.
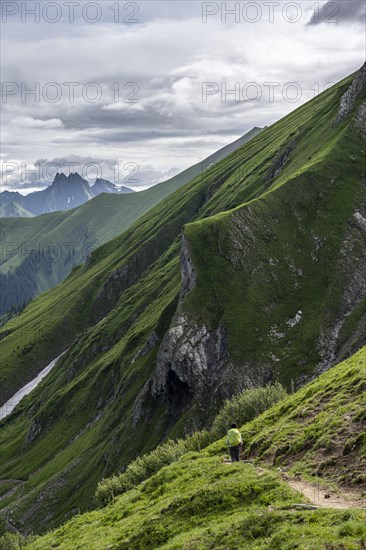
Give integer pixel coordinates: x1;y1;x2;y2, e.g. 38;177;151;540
0;352;66;420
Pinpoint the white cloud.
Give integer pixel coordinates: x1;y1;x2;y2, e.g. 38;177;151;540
102;102;145;112
12;116;64;129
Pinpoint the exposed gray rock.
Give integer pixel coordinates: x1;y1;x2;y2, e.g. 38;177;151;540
151;314;228;410
265;138;297;182
180;235;197;300
131;330;159;364
132;379;152;427
217;360;273;399
146;208;276;419
315;198;366;374
24;419;42;447
333;62;366;127
354;101;366;137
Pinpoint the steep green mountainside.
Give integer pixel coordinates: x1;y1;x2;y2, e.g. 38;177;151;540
0;65;365;534
16;345;366;549
0;128;262;316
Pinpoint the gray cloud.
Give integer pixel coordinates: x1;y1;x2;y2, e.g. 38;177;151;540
308;0;366;25
1;1;365;193
2;154;183;191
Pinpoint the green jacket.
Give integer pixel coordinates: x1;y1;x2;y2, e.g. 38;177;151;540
226;428;243;446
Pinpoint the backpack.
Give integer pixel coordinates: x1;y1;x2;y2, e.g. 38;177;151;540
228;428;241;446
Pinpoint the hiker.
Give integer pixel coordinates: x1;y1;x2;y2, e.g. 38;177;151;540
226;423;242;462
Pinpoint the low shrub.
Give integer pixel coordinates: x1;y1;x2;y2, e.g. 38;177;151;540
211;382;287;438
0;533;34;550
95;431;212;506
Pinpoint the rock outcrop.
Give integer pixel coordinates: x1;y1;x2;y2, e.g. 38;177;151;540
354;101;366;137
265;138;297;182
334;62;366;127
180;235;197;301
316;200;366;374
151;314;228;404
146;236;229;417
131;330;159;364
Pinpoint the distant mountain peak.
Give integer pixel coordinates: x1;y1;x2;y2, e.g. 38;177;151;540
53;172;86;185
54;171;68;181
68;171;87;183
91;178;135;194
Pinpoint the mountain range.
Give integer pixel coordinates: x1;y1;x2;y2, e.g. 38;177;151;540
0;173;135;218
0;63;365;539
0;127;263;316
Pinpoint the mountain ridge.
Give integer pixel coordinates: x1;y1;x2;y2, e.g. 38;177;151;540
0;127;263;316
0;172;135;218
0;65;364;534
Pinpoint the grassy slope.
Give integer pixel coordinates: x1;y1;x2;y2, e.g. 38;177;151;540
182;118;366;383
25;346;366;549
0;128;262;314
0;70;364;534
0;76;356;402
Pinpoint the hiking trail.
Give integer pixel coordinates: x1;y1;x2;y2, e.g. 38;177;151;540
283;475;366;510
223;459;366;510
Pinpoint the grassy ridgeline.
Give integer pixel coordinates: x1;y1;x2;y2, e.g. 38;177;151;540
0;128;262;316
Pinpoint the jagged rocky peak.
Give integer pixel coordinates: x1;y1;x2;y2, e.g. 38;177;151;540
91;178;135;194
53;171;69;183
93;177;111;186
52;171;86;188
334;61;366;127
69;171;87;183
92;178;118;193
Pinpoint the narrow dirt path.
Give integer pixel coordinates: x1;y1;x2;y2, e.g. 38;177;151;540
223;459;366;510
283;476;366;510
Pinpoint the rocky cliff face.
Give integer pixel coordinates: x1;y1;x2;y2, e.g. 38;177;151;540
145;231;272;422
149;236;229;418
147;69;366;415
334;61;366;127
354;101;366;137
151;314;228;404
2;67;365;536
179;235;197;301
315;197;366;374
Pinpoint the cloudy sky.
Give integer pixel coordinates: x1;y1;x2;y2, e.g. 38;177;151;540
1;0;365;192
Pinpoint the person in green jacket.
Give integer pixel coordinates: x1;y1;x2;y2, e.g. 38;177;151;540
226;423;242;462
